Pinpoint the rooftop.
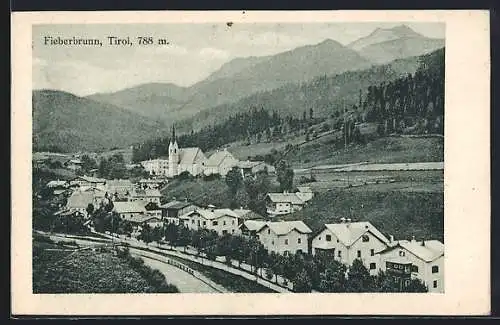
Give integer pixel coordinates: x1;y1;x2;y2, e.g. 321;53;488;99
267;192;305;205
113;201;148;214
259;221;312;236
159;200;193;210
323;221;390;247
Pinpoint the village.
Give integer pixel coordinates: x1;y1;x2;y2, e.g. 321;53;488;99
35;131;444;294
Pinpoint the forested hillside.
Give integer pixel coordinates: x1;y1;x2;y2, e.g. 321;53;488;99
132;48;444;163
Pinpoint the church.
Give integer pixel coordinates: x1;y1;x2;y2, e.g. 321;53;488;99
142;126;267;179
167;126;207;178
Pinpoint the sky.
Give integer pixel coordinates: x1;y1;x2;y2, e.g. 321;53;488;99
33;22;445;96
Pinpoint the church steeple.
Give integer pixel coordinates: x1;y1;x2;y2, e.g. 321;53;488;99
171;124;176;143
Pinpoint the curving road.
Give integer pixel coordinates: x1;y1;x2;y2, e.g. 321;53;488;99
129;249;221;293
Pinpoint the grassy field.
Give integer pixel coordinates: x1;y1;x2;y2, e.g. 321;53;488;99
33;238;172;293
286;136;444;169
161;178;231;208
283;187;444;243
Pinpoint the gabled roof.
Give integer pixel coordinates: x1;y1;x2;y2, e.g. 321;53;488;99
267;193;305;205
106;179;134;188
297;186;313;193
238;160;262;169
205;150;237;167
66;192;94;209
46;180;68;188
381;240;444;263
240;220;268;232
322;222;390;247
178;147;206;165
159;200;194;210
232;208;264;220
259;221;312;236
113;201;147;214
178;208;240;221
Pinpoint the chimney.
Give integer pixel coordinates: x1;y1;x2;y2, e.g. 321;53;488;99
390;235;394;243
411;236;416;243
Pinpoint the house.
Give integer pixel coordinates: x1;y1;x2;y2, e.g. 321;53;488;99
113;201;147;220
129;188;161;204
141;159;169;176
311;219;390;275
265;192;306;217
69;175;106;188
239;220;268;238
105;179;134;197
237;160;276;178
159;200;198;225
295;186;314;202
203;149;239;177
256;221;312;255
65;191;95;217
376;238;444;293
231;208;265;225
178;207;241;236
65;159;83;171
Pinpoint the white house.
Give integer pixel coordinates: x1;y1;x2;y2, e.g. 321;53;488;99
113;201;147;220
239;220;268;238
159;200;198;225
311;220;390;275
203;149;239;177
105;179;135;197
66;191;96;217
255;221;312;255
179;207;241;236
141;159;169;176
265;192;309;217
376;238;444;293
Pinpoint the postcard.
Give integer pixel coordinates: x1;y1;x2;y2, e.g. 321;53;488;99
11;10;490;316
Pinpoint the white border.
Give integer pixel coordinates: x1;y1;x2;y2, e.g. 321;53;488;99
11;10;491;315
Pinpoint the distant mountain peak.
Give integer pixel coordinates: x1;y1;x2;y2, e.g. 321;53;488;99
348;24;426;52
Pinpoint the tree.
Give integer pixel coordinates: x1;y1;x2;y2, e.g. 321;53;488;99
275;159;294;192
346;259;374;292
225;167;243;208
293;269;313;292
138;224;153;245
318;259;348;292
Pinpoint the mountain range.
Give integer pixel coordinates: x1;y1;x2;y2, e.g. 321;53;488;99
33;25;445;153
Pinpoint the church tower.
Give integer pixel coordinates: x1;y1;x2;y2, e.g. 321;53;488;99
168;125;179;177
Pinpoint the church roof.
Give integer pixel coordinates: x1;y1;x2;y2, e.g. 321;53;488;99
178;147;206;165
205;150;237;167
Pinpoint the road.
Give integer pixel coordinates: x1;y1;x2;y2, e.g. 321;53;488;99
129;248;222;293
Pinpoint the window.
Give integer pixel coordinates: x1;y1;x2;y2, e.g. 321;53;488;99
192;219;195;224
285;239;289;245
223;221;226;226
232;220;235;225
272;240;274;245
411;265;419;273
222;230;227;235
213;221;218;226
399;250;405;257
203;221;206;226
362;235;370;242
432;266;439;274
433;280;438;288
318;237;322;241
268;229;270;234
326;235;332;242
338;251;342;258
298;238;301;244
232;229;235;234
405;280;410;287
370;249;375;256
370;263;376;270
337;239;340;243
357;250;361;258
